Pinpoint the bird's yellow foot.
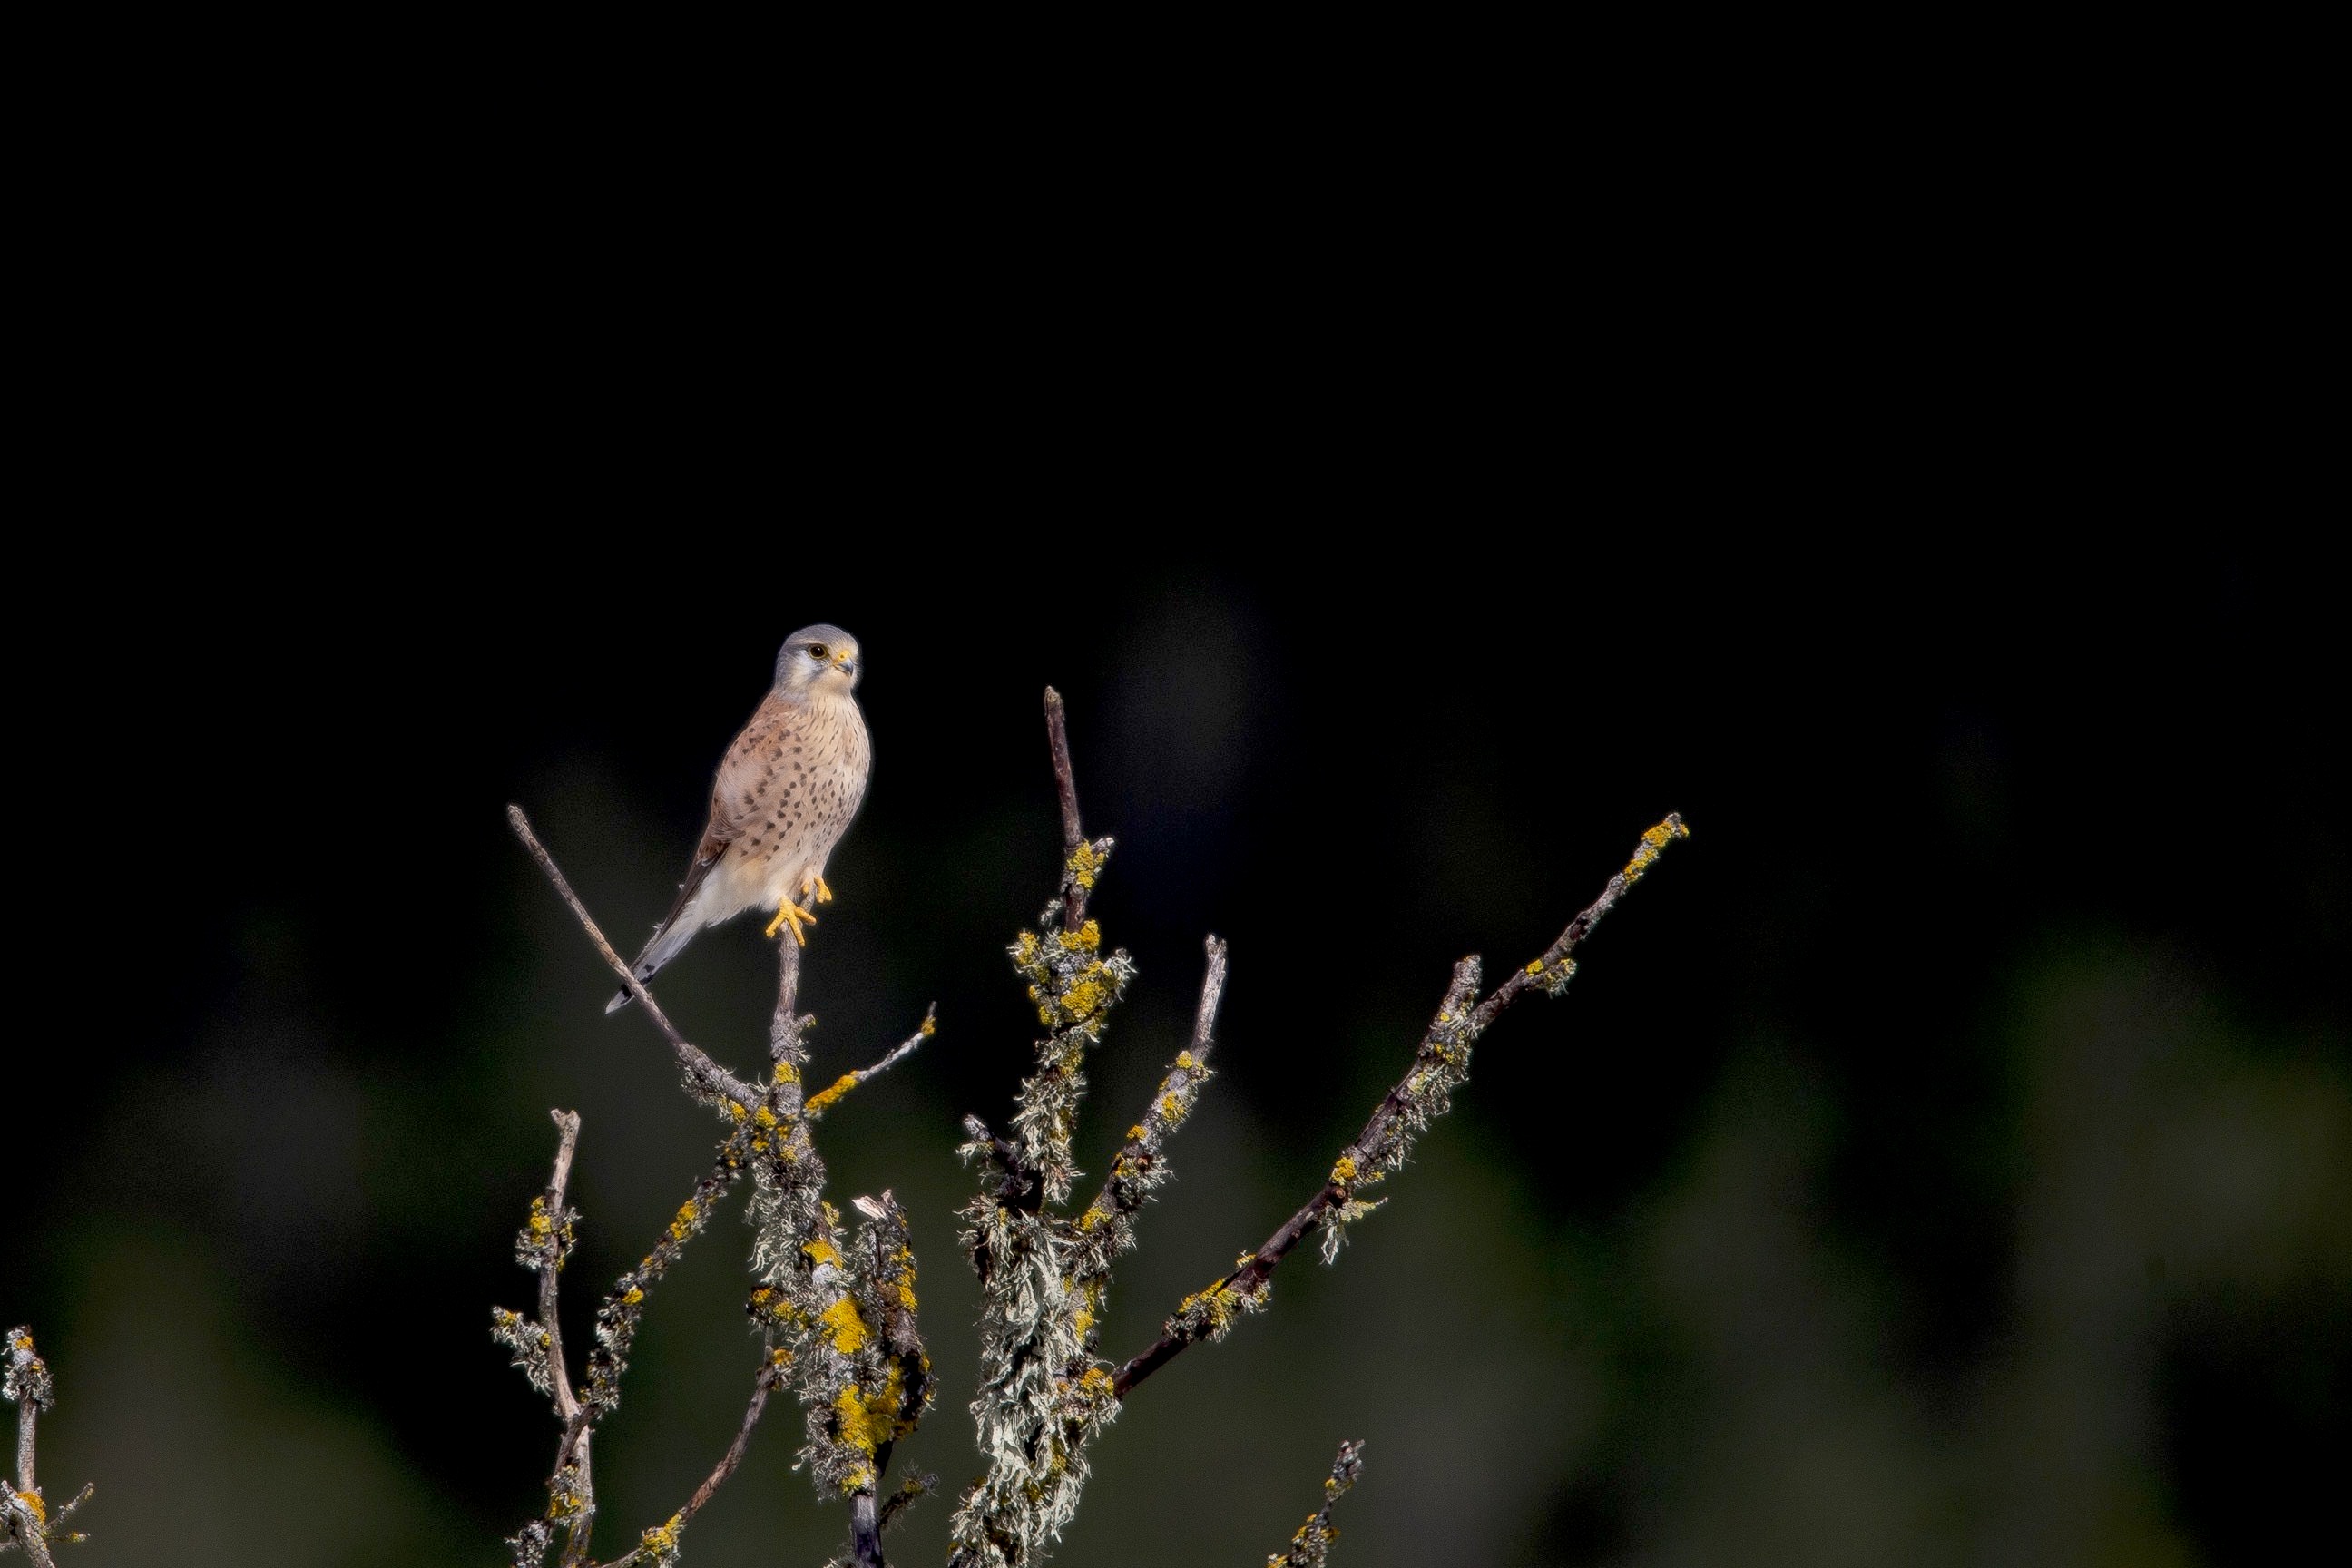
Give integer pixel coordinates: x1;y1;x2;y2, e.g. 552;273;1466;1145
763;899;819;945
800;872;836;905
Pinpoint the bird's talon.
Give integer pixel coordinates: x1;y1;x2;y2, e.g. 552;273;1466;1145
764;899;819;945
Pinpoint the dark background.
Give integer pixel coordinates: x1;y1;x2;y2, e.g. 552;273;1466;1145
4;134;2342;1565
8;527;2342;1568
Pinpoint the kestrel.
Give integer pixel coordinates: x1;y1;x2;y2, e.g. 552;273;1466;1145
607;624;872;1013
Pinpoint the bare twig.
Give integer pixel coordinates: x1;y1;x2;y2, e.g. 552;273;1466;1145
1112;815;1690;1399
804;1006;938;1120
507;805;756;1110
1042;688;1087;932
590;1361;782;1568
769;933;804;1071
1267;1441;1366;1567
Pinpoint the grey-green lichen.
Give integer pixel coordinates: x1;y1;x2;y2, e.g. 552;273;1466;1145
950;845;1160;1568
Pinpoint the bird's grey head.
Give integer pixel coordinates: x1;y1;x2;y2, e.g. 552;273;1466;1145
776;624;862;694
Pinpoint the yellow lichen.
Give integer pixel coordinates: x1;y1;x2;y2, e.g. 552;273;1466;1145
622;1287;644;1306
1177;1279;1248;1334
1526;959;1544;975
772;1060;799;1084
15;1489;44;1524
833;1366;909;1461
667;1201;699;1241
919;1014;937;1036
1067;841;1102;888
803;1073;860;1117
1127;1123;1147;1142
1622;816;1690;882
803;1237;844;1269
1331;1154;1358;1184
1158;1093;1188;1123
819;1295;870;1353
639;1514;681;1553
1062;976;1107;1020
1174;1050;1197;1071
1076;1204;1111;1232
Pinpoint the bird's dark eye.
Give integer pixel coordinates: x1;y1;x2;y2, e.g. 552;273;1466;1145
807;644;828;659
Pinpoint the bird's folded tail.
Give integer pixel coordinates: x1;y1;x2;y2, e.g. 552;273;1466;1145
604;917;700;1014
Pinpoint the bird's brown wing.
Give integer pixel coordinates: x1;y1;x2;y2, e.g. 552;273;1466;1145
648;691;793;941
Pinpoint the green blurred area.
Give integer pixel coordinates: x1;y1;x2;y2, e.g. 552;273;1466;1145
5;553;2342;1567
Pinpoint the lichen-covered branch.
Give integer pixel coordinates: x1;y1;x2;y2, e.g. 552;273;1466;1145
948;701;1232;1568
1063;937;1228;1358
4;1328;90;1564
1266;1440;1365;1568
501;820;939;1566
490;1111;593;1567
1112;814;1690;1399
734;936;938;1556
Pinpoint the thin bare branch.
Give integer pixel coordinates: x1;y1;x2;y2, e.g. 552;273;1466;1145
805;1007;938;1120
769;932;804;1071
507;805;756;1110
1042;688;1087;932
590;1361;781;1568
1112;815;1690;1399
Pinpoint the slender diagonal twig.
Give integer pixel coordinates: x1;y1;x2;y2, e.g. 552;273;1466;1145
507;805;756;1110
803;1006;938;1120
1082;937;1228;1235
1112;815;1690;1398
590;1363;780;1568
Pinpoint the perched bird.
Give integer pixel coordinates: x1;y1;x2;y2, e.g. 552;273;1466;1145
608;625;871;1013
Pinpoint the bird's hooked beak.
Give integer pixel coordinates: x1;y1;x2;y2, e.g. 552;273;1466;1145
832;652;858;680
